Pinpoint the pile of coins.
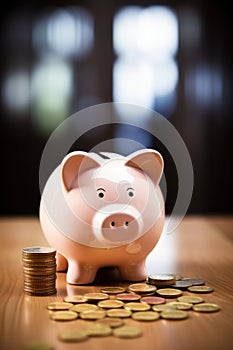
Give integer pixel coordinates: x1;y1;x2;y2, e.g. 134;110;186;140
22;247;57;296
45;274;221;343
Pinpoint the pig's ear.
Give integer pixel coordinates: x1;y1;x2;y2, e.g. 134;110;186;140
125;149;164;185
61;151;101;191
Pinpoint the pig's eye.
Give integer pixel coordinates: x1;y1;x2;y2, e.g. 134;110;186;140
97;188;106;198
127;188;135;197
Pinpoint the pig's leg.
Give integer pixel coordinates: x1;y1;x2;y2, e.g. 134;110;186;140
66;260;97;285
118;261;147;281
56;252;68;271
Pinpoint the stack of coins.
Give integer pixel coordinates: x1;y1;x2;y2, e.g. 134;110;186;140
22;247;57;296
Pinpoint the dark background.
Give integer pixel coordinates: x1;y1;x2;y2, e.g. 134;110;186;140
0;0;232;216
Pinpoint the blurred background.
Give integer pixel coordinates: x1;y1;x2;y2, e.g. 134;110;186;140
0;0;232;216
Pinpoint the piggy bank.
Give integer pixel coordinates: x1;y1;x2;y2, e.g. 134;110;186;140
40;149;165;284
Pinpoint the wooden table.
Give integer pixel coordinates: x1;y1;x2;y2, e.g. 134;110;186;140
0;216;233;350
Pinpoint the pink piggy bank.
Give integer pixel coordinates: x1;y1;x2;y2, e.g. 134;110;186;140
40;149;165;284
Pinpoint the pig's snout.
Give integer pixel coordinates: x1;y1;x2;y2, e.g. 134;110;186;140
93;204;142;245
102;213;134;229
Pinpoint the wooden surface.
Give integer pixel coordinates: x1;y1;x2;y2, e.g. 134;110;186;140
0;216;233;350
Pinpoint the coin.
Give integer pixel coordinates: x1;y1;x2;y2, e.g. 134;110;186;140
140;296;166;305
128;283;157;294
177;296;204;304
101;286;126;294
152;304;175;312
166;302;193;310
84;292;109;302
107;309;132;318
132;311;160;321
70;303;98;313
50;311;78;321
58;329;88;342
23;341;54;350
85;324;112;337
47;302;73;311
113;325;142;339
183;278;205;286
173;274;183;281
64;295;88;303
147;274;176;286
80;310;106;320
187;286;214;293
22;247;56;255
193;303;220;313
98;300;124;309
160;309;189;320
95;317;124;328
124;302;151;312
170;280;193;289
116;293;141;302
156;288;183;298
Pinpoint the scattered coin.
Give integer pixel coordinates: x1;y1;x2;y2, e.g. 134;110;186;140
170;280;193;289
50;311;78;321
177;296;204;304
107;308;132;318
160;309;189;320
98;300;124;309
128;283;156;294
173;274;183;281
86;324;112;337
147;274;176;286
101;286;126;294
187;286;214;293
64;295;88;303
58;329;88;342
84;292;109;302
47;302;73;311
156;288;183;298
132;311;160;321
116;293;141;302
113;325;142;339
80;310;106;320
166;302;193;310
183;278;205;286
193;303;220;313
23;341;54;350
124;302;151;312
152;304;175;312
140;296;166;305
70;303;98;313
95;317;124;328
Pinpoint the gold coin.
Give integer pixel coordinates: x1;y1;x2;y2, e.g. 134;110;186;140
147;274;176;286
58;329;88;342
70;303;98;313
101;286;126;294
128;283;156;294
84;292;109;302
161;309;189;320
132;311;160;321
98;300;124;309
50;311;78;321
166;302;193;310
85;324;112;337
124;302;151;312
187;286;214;293
193;303;220;313
95;317;124;328
156;288;183;298
113;325;142;339
64;295;88;303
23;341;54;350
173;274;183;281
47;302;73;311
80;310;106;320
152;304;174;312
177;296;204;304
107;308;132;318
